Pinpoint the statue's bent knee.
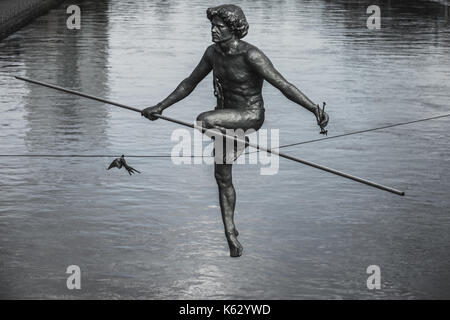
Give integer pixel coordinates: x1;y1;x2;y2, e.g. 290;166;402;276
196;112;214;128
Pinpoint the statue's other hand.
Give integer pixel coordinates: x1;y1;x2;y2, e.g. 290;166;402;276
141;103;164;121
318;110;329;128
314;105;329;128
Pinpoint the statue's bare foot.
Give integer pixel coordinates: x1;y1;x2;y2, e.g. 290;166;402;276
226;232;243;257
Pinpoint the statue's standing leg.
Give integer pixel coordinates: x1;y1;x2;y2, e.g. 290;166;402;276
197;108;263;257
214;162;243;257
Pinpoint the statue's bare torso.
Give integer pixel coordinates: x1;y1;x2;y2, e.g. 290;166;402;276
210;41;264;110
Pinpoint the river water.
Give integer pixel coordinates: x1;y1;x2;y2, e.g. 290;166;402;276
0;0;449;299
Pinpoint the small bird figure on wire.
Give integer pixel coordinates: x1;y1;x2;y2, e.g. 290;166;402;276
107;155;140;175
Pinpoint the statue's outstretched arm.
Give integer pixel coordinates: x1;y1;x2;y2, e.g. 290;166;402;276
247;48;318;114
159;46;214;110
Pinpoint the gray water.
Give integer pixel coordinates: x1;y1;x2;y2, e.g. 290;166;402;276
0;0;450;299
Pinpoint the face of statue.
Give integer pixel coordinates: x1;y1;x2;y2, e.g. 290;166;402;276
211;16;233;43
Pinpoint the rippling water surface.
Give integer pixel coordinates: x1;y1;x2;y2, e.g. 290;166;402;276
0;0;450;299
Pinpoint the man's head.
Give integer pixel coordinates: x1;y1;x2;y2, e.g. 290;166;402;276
207;4;249;43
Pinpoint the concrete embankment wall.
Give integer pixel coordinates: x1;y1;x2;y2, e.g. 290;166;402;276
0;0;65;41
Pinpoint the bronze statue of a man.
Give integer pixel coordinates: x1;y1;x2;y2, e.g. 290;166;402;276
142;4;329;257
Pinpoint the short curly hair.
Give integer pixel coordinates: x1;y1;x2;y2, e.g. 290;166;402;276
206;4;249;39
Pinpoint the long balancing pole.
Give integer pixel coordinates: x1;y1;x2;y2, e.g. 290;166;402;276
15;75;405;196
